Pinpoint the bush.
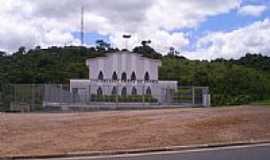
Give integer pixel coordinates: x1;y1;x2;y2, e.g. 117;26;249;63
90;94;157;103
212;94;253;106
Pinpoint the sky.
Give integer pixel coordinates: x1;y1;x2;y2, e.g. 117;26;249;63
0;0;269;60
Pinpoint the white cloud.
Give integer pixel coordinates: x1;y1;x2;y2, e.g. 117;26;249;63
109;30;189;54
99;0;241;53
238;5;267;17
0;14;80;52
184;19;270;60
0;0;241;54
146;0;241;31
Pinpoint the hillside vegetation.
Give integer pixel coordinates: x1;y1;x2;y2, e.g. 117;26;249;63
1;44;270;106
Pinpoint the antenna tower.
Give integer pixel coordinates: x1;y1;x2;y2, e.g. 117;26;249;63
81;6;84;46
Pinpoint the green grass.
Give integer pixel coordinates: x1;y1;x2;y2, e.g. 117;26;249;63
251;99;270;106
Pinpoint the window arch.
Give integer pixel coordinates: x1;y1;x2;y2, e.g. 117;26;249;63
98;71;104;80
144;72;150;81
121;87;127;96
131;87;137;95
121;72;127;81
146;86;151;95
112;72;118;80
111;86;117;95
97;87;103;96
131;72;136;81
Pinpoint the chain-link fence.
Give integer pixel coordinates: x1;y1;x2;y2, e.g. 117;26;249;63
0;84;210;112
0;84;45;112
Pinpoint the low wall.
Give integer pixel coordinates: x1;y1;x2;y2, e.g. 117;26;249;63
44;102;201;112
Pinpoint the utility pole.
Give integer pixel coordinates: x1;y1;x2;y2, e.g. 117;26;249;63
81;6;84;46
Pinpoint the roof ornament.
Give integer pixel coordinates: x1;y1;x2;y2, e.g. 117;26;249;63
123;34;131;50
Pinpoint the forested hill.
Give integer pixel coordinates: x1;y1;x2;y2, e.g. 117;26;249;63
213;53;270;72
1;45;270;105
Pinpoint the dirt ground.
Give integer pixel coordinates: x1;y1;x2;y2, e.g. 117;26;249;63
1;105;270;157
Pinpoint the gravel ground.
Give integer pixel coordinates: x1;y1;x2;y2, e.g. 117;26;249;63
1;105;270;157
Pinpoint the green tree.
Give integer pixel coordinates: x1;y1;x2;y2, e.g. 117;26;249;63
16;46;26;55
96;40;111;52
0;51;6;57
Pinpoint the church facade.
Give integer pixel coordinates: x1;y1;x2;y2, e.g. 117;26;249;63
70;51;177;103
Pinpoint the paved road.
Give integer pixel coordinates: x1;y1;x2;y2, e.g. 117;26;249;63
26;143;270;160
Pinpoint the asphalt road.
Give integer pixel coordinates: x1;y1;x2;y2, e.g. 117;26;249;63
23;143;270;160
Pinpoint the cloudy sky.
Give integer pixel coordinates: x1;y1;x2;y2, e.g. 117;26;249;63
0;0;269;59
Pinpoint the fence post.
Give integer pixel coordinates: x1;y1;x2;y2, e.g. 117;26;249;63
14;84;17;110
0;84;3;111
88;85;91;104
192;87;195;105
142;84;145;106
31;84;35;112
116;82;119;108
60;84;63;104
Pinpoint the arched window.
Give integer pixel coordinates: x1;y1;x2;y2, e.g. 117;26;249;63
112;72;118;80
121;72;127;81
111;86;118;95
144;72;150;81
131;72;136;81
146;86;151;95
98;71;104;80
131;87;137;95
121;87;127;96
97;87;103;96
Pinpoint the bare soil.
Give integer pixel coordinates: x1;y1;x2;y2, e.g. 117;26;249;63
1;105;270;157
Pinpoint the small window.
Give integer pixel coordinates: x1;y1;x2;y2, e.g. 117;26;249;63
131;87;137;95
144;72;150;81
131;72;136;81
121;72;127;81
146;86;151;95
112;72;118;80
98;71;104;80
97;87;103;95
121;87;127;96
112;86;118;95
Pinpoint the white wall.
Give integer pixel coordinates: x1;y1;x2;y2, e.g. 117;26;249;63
86;51;161;81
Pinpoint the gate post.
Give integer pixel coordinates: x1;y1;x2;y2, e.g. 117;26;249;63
31;84;35;112
192;87;195;105
142;85;145;106
60;84;63;104
14;84;17;110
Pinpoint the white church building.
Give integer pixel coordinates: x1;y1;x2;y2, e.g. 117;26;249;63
70;51;178;103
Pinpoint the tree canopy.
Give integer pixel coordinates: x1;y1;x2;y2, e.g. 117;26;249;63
133;40;162;59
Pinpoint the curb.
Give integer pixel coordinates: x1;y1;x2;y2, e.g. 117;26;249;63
3;139;270;160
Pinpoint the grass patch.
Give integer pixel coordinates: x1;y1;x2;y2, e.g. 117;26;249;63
251;99;270;106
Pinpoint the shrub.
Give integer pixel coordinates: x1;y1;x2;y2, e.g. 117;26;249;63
212;94;253;106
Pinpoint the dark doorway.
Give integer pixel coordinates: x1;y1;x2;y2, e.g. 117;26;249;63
98;71;104;80
121;72;127;81
144;72;150;81
131;87;137;95
112;86;118;95
97;87;103;96
112;72;118;80
121;87;127;96
146;87;151;95
131;72;136;81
